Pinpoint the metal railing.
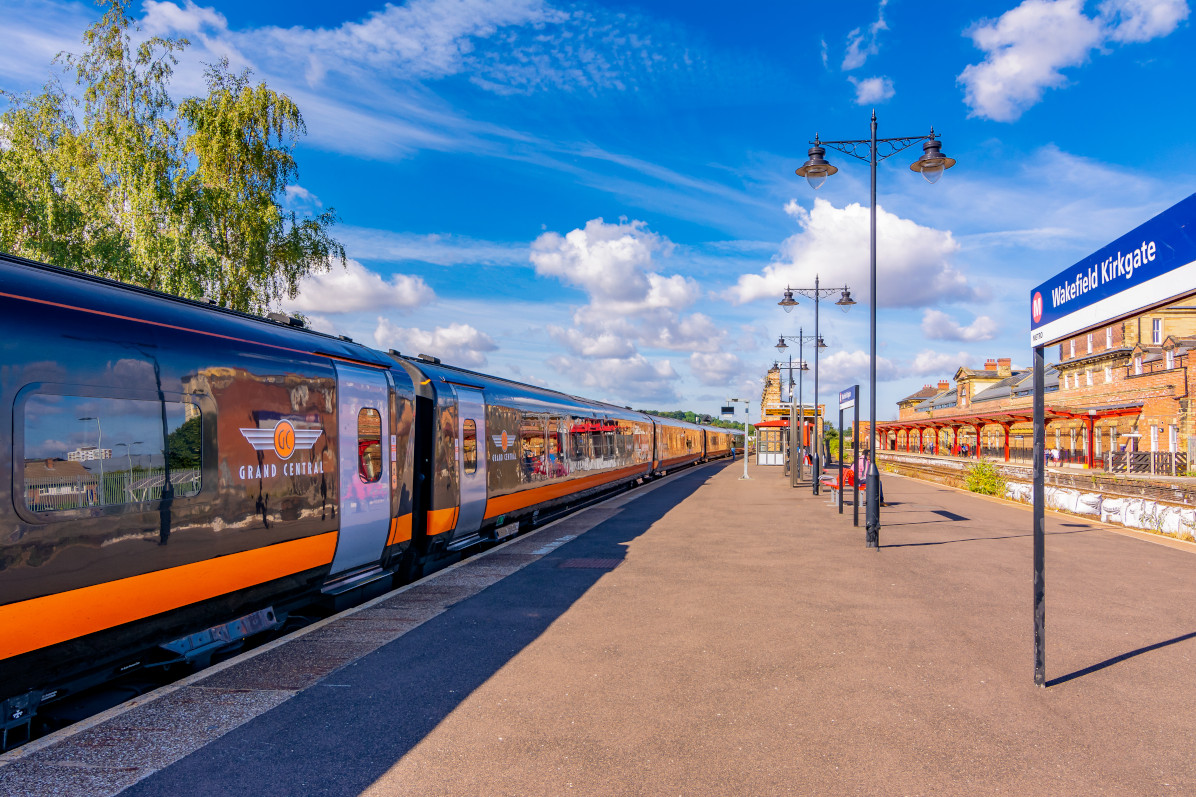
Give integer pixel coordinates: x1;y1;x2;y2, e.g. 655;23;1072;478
24;468;201;512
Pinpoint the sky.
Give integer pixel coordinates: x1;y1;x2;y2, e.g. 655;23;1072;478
3;0;1195;421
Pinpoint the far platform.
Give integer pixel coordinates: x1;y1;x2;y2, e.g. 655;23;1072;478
2;459;1194;796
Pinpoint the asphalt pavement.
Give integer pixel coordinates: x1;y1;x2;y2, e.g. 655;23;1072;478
3;459;1195;796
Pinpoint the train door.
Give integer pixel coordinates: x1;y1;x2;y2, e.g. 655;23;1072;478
454;386;488;537
331;363;391;574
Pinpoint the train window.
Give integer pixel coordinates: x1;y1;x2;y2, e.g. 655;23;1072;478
463;419;477;475
22;393;201;512
358;408;383;483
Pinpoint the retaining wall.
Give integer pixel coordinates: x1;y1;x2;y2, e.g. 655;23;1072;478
878;452;1196;542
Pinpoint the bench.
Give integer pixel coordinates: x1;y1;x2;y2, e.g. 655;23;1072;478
819;467;858;505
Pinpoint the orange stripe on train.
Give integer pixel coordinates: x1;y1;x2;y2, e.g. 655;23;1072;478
0;532;338;660
484;463;650;519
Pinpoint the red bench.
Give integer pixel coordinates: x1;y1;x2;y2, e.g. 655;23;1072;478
819;467;857;504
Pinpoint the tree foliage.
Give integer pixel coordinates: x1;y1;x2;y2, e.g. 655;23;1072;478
0;0;343;313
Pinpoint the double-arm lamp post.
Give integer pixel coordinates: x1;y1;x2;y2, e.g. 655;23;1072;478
777;277;855;495
794;111;956;548
773;333;815;487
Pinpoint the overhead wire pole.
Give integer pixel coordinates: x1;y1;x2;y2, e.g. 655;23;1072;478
794;112;956;549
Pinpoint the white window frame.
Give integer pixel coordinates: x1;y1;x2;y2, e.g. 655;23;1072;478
1106;327;1113;349
1153;318;1163;345
1086;369;1093;386
1070;339;1076;358
1063;373;1069;389
1087;332;1093;354
1104;365;1112;383
1166;350;1175;369
1150;425;1159;452
1134;356;1143;375
1169;424;1178;453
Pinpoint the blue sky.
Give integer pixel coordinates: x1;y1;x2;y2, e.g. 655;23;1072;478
4;0;1195;419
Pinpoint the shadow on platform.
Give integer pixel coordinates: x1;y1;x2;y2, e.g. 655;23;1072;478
121;463;725;797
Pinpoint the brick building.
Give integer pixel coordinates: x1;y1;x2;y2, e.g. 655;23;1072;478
874;296;1196;471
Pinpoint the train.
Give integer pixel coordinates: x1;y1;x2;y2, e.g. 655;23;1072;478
0;252;741;748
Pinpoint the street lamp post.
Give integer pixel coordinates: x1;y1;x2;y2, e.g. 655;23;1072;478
794;111;956;548
777;277;855;495
774;333;814;485
727;398;751;480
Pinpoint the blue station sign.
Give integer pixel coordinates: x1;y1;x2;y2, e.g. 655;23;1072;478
1030;193;1196;347
838;385;856;411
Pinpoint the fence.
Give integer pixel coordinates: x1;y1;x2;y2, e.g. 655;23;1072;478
1108;451;1189;475
24;468;201;512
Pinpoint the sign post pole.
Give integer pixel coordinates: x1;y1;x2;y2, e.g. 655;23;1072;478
1033;345;1046;686
1027;192;1196;687
838;406;844;514
853;385;860;527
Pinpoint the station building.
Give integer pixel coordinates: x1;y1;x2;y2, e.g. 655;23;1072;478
872;296;1196;472
754;364;824;467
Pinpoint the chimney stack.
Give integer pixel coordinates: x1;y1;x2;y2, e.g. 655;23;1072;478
997;357;1012;376
984;358;997;371
937;380;950;391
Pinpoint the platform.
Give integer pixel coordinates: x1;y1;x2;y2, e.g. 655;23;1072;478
2;460;1195;795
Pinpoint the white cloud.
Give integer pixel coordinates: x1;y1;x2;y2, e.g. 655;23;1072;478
689;352;743;387
817;349;901;386
546;354;679;405
548;326;637;359
373;319;497;366
959;0;1189;122
909;349;972;377
731;199;973;309
285;259;433;313
338;226;527;266
842;0;890;70
531;218;725;355
848;75;894;104
921;310;999;341
1101;0;1190;42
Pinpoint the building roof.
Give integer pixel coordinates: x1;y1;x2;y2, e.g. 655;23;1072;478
897;385;940;404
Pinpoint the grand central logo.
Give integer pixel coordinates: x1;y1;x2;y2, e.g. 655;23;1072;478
238;420;326;479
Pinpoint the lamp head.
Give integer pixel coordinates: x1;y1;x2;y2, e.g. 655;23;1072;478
835;287;856;308
775;336;788;351
910;130;956;184
795;137;838;190
778;288;798;313
816;336;827;349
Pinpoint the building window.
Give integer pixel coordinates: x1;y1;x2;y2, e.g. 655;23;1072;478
1104;365;1112;383
1070;339;1075;358
1152;319;1163;344
22;393;202;512
1106;327;1113;349
1169;424;1178;453
1086;369;1092;386
1166;350;1175;369
1134;356;1143;375
1151;425;1159;452
1087;333;1093;353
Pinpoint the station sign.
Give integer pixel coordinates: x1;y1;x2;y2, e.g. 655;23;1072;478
1030;192;1196;347
720;405;734;417
838;386;856;411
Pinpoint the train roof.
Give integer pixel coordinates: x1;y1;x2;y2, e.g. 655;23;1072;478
0;252;392;367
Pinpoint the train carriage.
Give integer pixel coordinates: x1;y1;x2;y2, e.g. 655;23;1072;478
0;252;731;748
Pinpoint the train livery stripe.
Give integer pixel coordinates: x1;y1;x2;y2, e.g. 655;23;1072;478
660;454;702;469
387;514;413;546
427;507;459;536
0;532;338;660
484;463;649;519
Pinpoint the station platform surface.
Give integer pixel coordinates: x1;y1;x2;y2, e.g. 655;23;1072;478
3;460;1196;796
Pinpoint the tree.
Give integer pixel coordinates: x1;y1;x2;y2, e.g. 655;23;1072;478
0;0;342;313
